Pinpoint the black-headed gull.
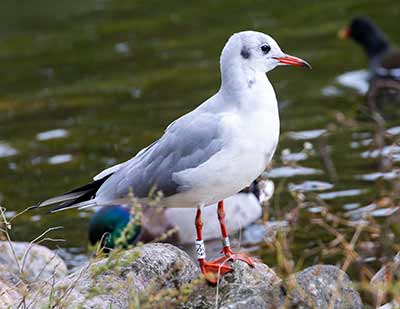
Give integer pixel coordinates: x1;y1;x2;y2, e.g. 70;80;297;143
37;30;310;283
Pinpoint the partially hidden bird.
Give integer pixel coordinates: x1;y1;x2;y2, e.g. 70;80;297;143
339;17;400;114
88;179;272;251
88;205;141;251
37;31;311;283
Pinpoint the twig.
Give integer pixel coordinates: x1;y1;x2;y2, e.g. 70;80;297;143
9;206;37;223
20;226;64;275
318;136;338;183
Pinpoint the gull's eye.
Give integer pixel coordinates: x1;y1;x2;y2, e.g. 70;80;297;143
261;44;271;54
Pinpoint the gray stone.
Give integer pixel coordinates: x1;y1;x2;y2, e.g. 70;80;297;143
0;241;67;287
0;279;22;308
371;251;400;287
214;260;281;308
181;259;281;308
183;263;363;309
30;243;362;309
379;300;400;309
281;265;363;308
370;251;400;306
34;243;198;308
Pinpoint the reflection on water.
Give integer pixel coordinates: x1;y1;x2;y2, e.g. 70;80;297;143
387;126;400;135
0;142;18;158
36;129;69;141
343;203;360;211
48;154;73;165
358;169;400;181
286;129;327;140
335;69;370;94
361;145;400;161
344;203;400;219
318;189;366;200
288;180;334;192
265;166;322;178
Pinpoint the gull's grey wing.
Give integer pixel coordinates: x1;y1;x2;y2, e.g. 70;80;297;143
96;111;224;201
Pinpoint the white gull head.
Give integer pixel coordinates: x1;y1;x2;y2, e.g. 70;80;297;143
219;31;311;92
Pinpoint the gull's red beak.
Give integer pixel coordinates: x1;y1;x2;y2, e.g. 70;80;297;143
274;54;312;69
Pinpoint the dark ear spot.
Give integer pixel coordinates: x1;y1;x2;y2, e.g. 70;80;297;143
240;47;250;59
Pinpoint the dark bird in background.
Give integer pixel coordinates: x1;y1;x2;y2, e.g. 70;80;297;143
339;16;400;117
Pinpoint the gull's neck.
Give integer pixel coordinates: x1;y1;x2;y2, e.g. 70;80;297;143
219;57;276;111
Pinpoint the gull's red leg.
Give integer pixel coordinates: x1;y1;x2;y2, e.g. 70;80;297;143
217;200;233;256
195;206;232;284
215;200;254;267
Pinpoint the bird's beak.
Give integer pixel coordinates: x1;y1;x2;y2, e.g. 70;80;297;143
274;54;312;69
338;26;351;39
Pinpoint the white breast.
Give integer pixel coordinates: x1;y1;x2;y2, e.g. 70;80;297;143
166;79;280;208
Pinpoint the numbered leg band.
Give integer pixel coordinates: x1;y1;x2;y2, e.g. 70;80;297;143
195;240;206;259
222;237;230;247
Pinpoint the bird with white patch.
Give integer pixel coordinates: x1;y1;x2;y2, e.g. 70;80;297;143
37;31;311;283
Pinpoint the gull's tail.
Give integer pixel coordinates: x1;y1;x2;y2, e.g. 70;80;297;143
36;174;112;213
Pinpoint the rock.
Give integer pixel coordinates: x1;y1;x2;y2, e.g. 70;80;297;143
370;251;400;305
183;263;363;309
281;265;363;308
0;241;67;287
371;251;400;286
30;243;362;309
34;243;198;308
379;300;400;309
0;279;22;308
186;260;282;308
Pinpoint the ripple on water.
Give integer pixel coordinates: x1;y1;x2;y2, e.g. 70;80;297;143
287;129;326;140
281;149;308;162
343;203;360;211
114;42;130;54
370;207;400;217
48;154;73;165
265;166;322;178
308;206;325;213
321;85;342;97
361;145;400;161
345;203;377;219
288;180;334;192
345;203;400;219
36;129;69;141
336;69;370;94
5;211;16;218
318;189;366;200
357;169;400;181
350;138;372;149
8;162;17;170
31;156;43;165
352;132;371;139
387;126;400;136
30;215;41;222
0;142;18;158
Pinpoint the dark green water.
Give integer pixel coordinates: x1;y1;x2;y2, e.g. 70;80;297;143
1;0;400;295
